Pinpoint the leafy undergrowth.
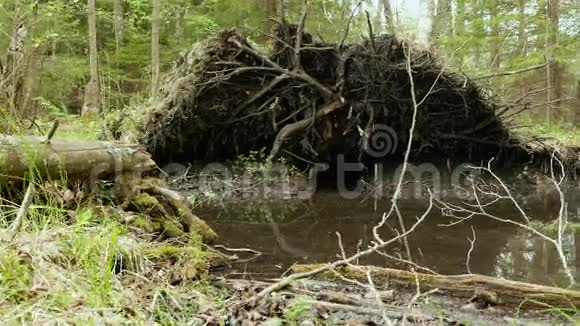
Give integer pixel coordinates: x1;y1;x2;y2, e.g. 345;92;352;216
0;202;228;324
517;117;580;147
1;107;144;142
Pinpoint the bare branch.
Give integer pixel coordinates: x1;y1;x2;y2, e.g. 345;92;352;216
436;157;576;287
8;182;34;242
465;226;476;274
474;62;548;81
294;4;309;70
338;2;362;49
250;193;434;302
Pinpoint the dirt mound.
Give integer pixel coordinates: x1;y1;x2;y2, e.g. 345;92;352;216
141;24;566;171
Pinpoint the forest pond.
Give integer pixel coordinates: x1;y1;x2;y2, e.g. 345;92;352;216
198;178;580;288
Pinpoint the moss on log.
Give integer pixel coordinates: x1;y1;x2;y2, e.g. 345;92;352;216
0;135;217;242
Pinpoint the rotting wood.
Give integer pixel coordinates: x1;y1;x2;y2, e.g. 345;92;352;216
0;135;156;182
292;264;580;309
0;135;217;242
147;185;217;240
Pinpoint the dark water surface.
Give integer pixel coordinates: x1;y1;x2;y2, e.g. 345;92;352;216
199;184;580;287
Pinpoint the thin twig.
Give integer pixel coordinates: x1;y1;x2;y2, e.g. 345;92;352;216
8;182;35;242
338;2;362;49
365;11;376;53
474;62;548;80
294;4;309;70
249;192;433;302
465;225;476;274
41;119;59;144
436;157;575;287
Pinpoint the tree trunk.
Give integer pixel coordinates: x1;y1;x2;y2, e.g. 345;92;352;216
489;0;501;71
261;0;278;43
113;0;124;51
472;0;485;66
0;134;218;241
174;7;186;41
546;0;561;114
517;0;527;56
455;0;466;66
17;2;41;116
82;0;100;116
151;0;161;96
575;80;580;127
381;0;395;33
17;45;42;115
292;264;580;309
430;0;451;42
0;135;156;182
2;0;27;114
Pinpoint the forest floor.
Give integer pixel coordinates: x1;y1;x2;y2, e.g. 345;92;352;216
0;116;579;324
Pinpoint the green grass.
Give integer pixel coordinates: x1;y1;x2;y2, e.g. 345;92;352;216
0;185;226;324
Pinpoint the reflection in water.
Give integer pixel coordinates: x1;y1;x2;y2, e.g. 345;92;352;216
200;187;580;287
495;232;577;286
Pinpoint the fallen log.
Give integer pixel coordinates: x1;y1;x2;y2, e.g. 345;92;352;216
0;135;156;182
0;134;217;242
292;264;580;309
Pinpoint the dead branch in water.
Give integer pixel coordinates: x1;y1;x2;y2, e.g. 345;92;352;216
436;157;576;287
248;192;434;303
291;264;580;309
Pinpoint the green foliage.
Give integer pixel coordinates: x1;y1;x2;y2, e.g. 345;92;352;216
284;296;318;323
517;116;580;146
0;194;218;323
0;248;33;304
0;0;576;123
0;107;22;134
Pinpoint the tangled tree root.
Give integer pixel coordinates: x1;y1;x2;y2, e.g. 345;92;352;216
119;177;217;241
142;21;577;174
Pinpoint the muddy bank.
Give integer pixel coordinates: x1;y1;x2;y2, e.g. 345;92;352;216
210;277;573;325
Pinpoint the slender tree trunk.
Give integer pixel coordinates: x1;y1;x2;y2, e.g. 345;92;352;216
151;0;161;96
430;0;451;42
18;46;42;115
279;0;287;21
175;7;186;41
262;0;278;38
82;0;100;115
575;232;580;282
113;0;124;51
374;1;384;34
3;0;26;114
473;0;485;66
489;0;501;71
455;0;466;66
517;0;527;56
17;2;41;116
546;0;561;114
381;0;395;33
425;0;435;36
575;80;580;127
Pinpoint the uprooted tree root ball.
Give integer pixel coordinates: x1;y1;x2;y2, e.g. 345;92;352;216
142;24;577;173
